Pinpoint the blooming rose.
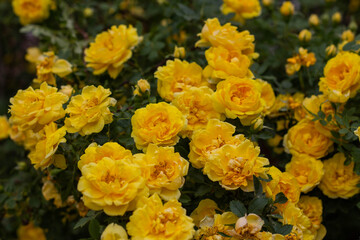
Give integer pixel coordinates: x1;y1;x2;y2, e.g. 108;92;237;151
65;85;116;136
190;199;220;227
319;52;360;103
28;122;66;169
256;79;276;115
171;86;224;137
194;212;238;239
213;76;265;125
196;18;258;60
283;120;333;159
12;0;54;25
17;222;46;240
85;25;142;79
221;0;262;23
203;141;269;191
226;214;265;239
280;1;294;16
9;82;68;132
131;102;186;150
133;144;189;201
101;223;128;240
319;153;360;199
155;59;207;101
77;142;148;216
34;51;72;86
189;119;246;169
0;116;10;140
203;46;253;83
285;154;324;193
265;167;300;204
126;194;195;240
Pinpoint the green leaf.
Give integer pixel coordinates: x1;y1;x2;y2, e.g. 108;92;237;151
253;175;263;197
276;224;293;235
229;200;247;218
194;184;211;197
317;110;325;119
274;192;288;204
339;128;349;135
88;219;101;239
248;197;269;215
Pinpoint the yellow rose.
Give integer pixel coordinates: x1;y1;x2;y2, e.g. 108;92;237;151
42;179;63;208
9;82;68;132
171;86;224;137
136;79;150;93
280;1;294;16
78;144;148;216
25;47;43;64
101;223;128;240
309;14;319;26
298;29;312;42
283;120;333;159
297;196;324;234
34;51;72;86
127;194;195;240
319;52;360;103
285;154;324;193
265;167;300;204
190;199;219;227
203;46;253;83
341;30;355;42
213;76;264;125
221;0;261;23
331;12;342;23
189;119;246;169
319;152;360;199
85;25;142;79
355;127;360;141
203;141;269;191
325;44;337;57
256;79;276;115
131;102;186;150
12;0;54;25
195;18;258;60
194;212;237;239
155;59;207;101
17;222;46;240
28;122;66;169
173;46;186;58
303;95;340;137
0;116;10;140
133;144;189;201
78;142;133;171
65;85;116;136
59;85;74;97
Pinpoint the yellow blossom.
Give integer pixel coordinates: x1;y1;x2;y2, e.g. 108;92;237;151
101;223;128;240
190;199;220;227
28;122;66;169
25;47;43;64
194;212;238;239
265;167;300;204
131;102;186;150
319;51;360;103
285;154;324;193
203;141;269;191
83;7;94;17
226;214;264;238
0;116;10;140
280;1;294;16
155;59;207;101
213;76;265;125
59;85;74;97
309;14;319;26
12;0;54;25
256;79;276;115
331;12;342;23
203;46;253;83
84;25;142;79
133;79;150;96
133;144;189;201
319;152;360;199
173;46;186;58
297;196;325;236
65;85;116;136
221;0;262;23
298;29;312;42
189;119;246;169
17;222;46;240
42;179;63;208
34;51;72;86
127;194;195;240
355;127;360;141
77;142;148;216
283;120;333;159
195;18;258;60
171;86;224;137
325;44;337;57
341;29;355;42
9;82;68;132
